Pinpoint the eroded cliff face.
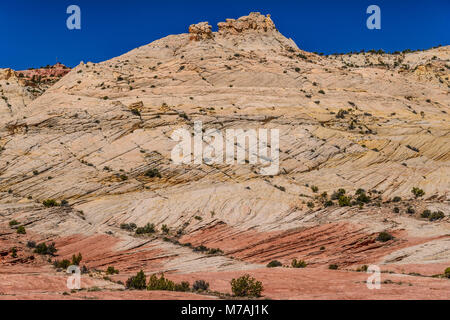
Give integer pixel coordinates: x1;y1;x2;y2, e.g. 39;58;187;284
0;12;449;299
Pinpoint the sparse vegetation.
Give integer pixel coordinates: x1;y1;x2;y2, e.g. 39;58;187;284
291;259;307;268
329;264;338;270
120;223;137;231
34;242;57;256
377;231;394;242
106;266;120;275
231;274;263;297
9;220;20;227
135;223;156;235
126;270;147;290
43;199;59;207
193;280;209;292
411;187;425;198
267;260;282;268
429;211;444;221
16;226;26;234
145;168;161;178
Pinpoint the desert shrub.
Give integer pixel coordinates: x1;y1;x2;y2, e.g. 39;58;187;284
392;196;402;202
43;199;59;207
356;265;368;272
331;189;346;200
26;241;36;248
194;216;202;221
324;200;334;207
9;220;20;227
406;207;415;214
193;280;209;291
53;259;71;269
145;168;161;178
421;210;431;218
16;226;26;234
120;223;137;231
231;274;263;297
377;231;394;242
60;199;69;206
445;267;450;278
193;245;208;253
71;253;82;266
106;266;120;275
161;224;169;234
338;195;351;207
11;247;18;258
411;187;425;198
175;281;190;292
328;264;339;270
207;248;224;255
311;185;319;193
393;207;400;213
135;223;156;235
291;259;307;268
126;270;147;290
355;190;371;204
131;109;141;116
307;201;314;208
147;274;175;291
318;89;325;94
34;242;57;256
336;109;347;119
429;211;444;221
266;260;282;268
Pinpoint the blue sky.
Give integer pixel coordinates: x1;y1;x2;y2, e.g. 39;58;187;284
1;0;449;70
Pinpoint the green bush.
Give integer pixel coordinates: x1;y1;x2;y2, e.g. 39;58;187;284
338;195;351;207
266;260;282;268
120;223;137;231
9;220;20;227
231;274;263;297
145;168;161;178
16;226;26;234
161;224;169;234
406;207;415;214
147;274;175;291
411;187;425;198
175;281;190;292
311;185;319;193
43;199;59;207
193;280;209;291
377;231;394;242
53;259;71;269
71;253;82;265
421;210;431;218
331;189;346;200
11;247;17;258
106;266;120;275
445;267;450;278
429;211;444;221
126;270;147;290
135;223;156;235
207;248;224;255
328;264;339;270
324;200;334;207
392;196;402;202
291;259;307;268
34;242;57;256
